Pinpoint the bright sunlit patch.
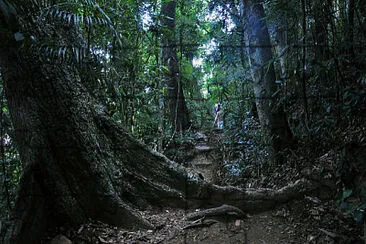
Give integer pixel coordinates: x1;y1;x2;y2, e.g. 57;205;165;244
92;48;110;62
192;57;203;67
142;11;153;30
202;39;218;55
201;88;208;98
141;3;153;30
226;21;235;32
205;5;235;33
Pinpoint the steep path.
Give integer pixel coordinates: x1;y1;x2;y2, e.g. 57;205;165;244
189;143;218;183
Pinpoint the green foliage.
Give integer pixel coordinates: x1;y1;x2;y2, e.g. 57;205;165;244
0;79;22;223
338;188;366;223
343;87;366;116
222;114;270;184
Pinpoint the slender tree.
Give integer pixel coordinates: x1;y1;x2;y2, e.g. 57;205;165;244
346;0;355;63
161;0;190;132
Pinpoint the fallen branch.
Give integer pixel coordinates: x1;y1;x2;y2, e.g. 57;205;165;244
185;204;245;221
183;218;219;229
319;228;338;239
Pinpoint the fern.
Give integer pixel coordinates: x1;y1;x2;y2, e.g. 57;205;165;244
6;0;124;63
31;43;89;64
43;2;110;28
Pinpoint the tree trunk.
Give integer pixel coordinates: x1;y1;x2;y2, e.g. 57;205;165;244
301;0;310;125
0;3;321;243
244;0;293;153
161;0;190;132
346;0;355;62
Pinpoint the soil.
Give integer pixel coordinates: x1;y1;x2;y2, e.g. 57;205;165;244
47;130;364;244
49;200;362;243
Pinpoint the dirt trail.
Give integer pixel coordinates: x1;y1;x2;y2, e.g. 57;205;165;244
185;130;226;183
189;143;217;183
177;131;303;243
50;131;362;243
60;205;307;243
168;210;301;244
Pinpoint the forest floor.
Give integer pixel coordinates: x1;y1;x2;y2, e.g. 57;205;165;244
52;200;361;244
48;130;364;244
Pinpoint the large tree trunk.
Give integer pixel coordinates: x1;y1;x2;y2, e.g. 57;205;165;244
244;1;293;153
161;0;190;132
0;3;321;243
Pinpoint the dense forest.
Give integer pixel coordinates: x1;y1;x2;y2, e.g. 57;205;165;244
0;0;365;243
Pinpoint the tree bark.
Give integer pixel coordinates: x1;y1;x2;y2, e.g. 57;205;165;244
161;0;190;132
244;0;293;153
346;0;355;62
0;3;320;243
301;0;310;125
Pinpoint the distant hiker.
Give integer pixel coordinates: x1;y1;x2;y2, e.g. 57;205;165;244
213;102;223;129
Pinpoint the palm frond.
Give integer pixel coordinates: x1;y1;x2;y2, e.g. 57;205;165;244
33;43;88;64
6;0;123;64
